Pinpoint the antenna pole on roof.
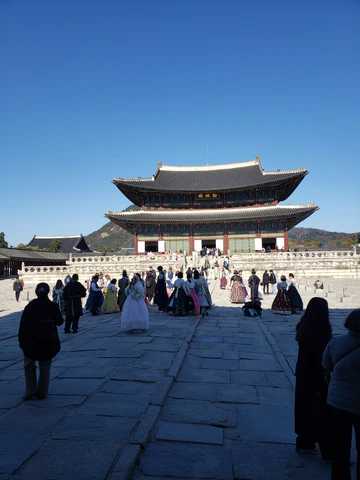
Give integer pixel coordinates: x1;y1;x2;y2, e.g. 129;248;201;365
206;144;208;166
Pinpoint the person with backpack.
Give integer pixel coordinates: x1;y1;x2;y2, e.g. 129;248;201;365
323;309;360;480
18;283;64;400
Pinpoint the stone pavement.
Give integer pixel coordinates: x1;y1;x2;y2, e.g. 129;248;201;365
0;277;358;480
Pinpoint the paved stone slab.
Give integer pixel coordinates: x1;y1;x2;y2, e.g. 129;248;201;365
169;382;218;402
131;405;161;445
201;358;239;371
256;386;294;406
0;406;68;434
0;434;46;474
216;384;259;404
162;398;236;427
140;443;233;479
177;367;230;384
193;335;223;343
231;441;331;479
52;414;137;442
49;377;105;395
0;394;23;409
187;348;223;358
134;351;175;370
156;421;223;445
76;393;149;417
227;404;294;444
100;380;157;396
97;349;143;358
110;444;141;480
239;359;282;371
110;368;165;382
231;370;269;386
58;365;115;379
25;395;87;408
17;439;120;480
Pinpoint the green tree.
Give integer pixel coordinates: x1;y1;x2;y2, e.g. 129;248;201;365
0;232;8;248
49;239;62;252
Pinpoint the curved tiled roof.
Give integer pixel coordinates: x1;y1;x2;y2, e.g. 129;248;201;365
27;235;91;253
113;159;307;193
106;204;318;224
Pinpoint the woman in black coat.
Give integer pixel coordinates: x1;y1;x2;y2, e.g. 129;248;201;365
18;283;64;400
295;297;333;461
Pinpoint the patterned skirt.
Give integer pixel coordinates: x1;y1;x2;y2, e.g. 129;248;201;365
230;281;245;303
271;289;292;315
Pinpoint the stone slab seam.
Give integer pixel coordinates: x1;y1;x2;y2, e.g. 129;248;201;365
107;444;141;480
256;319;296;389
167;343;189;380
150;377;174;406
130;405;161;446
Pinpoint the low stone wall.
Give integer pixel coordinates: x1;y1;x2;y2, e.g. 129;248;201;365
18;250;359;283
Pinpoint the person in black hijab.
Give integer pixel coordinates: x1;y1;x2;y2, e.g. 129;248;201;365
295;297;333;461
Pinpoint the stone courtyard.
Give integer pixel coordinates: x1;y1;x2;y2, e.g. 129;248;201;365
0;277;358;480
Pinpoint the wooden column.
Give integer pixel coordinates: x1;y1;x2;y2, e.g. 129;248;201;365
189;235;194;253
134;236;138;255
223;234;229;256
284;232;289;251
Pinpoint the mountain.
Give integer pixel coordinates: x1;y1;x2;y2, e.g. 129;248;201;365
85;205;359;251
85;205;140;252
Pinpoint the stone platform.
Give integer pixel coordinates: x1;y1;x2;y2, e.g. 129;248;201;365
0;278;358;480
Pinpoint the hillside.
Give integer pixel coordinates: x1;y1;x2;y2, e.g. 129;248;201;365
85;205;140;252
85;205;359;251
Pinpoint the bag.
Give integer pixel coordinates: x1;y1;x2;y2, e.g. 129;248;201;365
35;316;56;344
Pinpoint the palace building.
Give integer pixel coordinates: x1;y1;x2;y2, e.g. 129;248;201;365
105;157;318;254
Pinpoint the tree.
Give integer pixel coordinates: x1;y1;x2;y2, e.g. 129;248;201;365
49;239;62;253
0;232;8;248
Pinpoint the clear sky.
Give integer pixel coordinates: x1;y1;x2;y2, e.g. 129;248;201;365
1;0;359;247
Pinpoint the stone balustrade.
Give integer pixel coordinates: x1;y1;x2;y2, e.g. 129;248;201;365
18;250;359;283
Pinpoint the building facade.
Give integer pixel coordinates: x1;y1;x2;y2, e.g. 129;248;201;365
105;157;318;254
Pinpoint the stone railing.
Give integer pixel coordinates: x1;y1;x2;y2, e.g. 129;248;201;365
18;250;359;283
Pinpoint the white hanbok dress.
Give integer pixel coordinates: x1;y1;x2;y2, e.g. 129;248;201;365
121;282;149;331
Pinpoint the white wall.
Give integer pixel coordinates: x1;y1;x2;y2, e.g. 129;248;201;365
216;239;224;251
254;238;262;251
138;241;145;253
194;239;202;251
276;237;285;250
158;240;165;252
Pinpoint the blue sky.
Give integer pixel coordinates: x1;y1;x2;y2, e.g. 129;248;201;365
1;0;359;247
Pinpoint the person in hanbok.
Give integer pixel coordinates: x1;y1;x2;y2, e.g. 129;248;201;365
121;275;149;332
117;270;129;312
85;275;103;316
226;269;232;289
166;272;192;316
153;266;168;312
288;273;303;314
102;279;120;314
271;275;292;315
193;270;212;315
238;270;248;298
220;270;227;289
230;271;245;303
103;274;111;296
295;297;333;461
186;273;200;315
52;279;65;315
248;269;260;301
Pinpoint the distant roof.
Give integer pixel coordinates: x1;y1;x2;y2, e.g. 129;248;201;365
0;248;68;261
113;158;308;196
106;204;319;232
27;235;91;254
